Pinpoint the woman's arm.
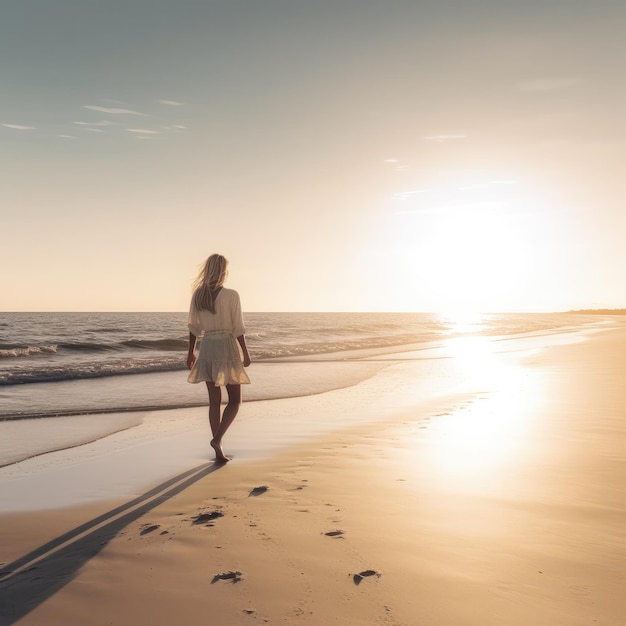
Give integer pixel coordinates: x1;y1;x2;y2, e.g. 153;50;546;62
187;332;197;370
237;335;251;367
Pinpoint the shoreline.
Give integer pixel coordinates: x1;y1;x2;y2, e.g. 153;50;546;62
0;324;624;624
0;320;611;474
0;313;611;422
0;323;616;511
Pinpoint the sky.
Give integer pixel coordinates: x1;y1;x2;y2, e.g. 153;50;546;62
1;0;625;312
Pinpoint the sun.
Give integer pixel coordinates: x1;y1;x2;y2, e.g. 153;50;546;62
391;176;539;312
422;208;529;310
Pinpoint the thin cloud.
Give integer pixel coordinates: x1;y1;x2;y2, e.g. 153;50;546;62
84;128;105;133
74;120;116;126
126;128;160;134
424;134;467;142
391;189;428;201
383;158;410;171
516;77;581;92
57;134;78;139
159;99;184;106
84;105;146;115
2;123;35;130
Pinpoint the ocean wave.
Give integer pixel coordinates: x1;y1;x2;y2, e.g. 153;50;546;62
89;327;127;333
250;334;440;358
0;313;605;387
0;344;58;358
59;342;121;352
121;338;188;351
1;338;190;355
0;360;188;385
0;334;435;385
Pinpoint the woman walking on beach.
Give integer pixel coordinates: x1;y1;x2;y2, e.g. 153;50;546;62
187;254;251;463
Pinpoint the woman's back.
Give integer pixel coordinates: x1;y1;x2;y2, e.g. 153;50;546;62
188;287;245;337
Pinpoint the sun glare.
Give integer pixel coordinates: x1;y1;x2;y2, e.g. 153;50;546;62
445;334;508;388
391;175;542;312
409;333;537;492
437;311;488;335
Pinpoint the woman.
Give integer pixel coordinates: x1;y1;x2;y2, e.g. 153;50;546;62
187;254;251;463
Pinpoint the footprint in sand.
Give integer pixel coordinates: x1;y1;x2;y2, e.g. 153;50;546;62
212;571;243;584
192;511;224;525
139;524;160;536
249;485;269;497
324;530;345;538
352;570;381;585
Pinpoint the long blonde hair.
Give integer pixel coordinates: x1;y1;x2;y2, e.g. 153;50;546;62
192;254;228;313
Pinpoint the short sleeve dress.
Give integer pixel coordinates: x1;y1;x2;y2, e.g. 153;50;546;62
187;287;251;386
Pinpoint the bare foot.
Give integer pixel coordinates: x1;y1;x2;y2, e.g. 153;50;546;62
211;439;230;463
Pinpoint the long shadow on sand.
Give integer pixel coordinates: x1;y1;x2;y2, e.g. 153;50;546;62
0;462;220;625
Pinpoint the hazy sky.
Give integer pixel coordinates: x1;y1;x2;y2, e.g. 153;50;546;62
2;1;624;312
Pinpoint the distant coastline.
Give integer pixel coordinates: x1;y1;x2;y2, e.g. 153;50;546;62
567;309;626;315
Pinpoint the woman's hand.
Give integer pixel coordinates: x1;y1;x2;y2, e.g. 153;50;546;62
187;332;197;370
237;335;251;367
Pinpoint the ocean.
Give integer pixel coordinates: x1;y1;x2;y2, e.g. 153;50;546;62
0;311;605;423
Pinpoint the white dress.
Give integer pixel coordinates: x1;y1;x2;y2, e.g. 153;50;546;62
187;288;251;386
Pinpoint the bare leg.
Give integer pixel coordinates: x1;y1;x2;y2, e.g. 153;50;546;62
211;384;241;462
206;383;222;438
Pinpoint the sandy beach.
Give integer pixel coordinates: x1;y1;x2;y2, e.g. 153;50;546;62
4;0;625;623
1;324;625;625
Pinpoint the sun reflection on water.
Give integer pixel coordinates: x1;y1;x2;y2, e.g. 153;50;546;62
414;332;537;491
445;334;509;387
437;311;489;336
